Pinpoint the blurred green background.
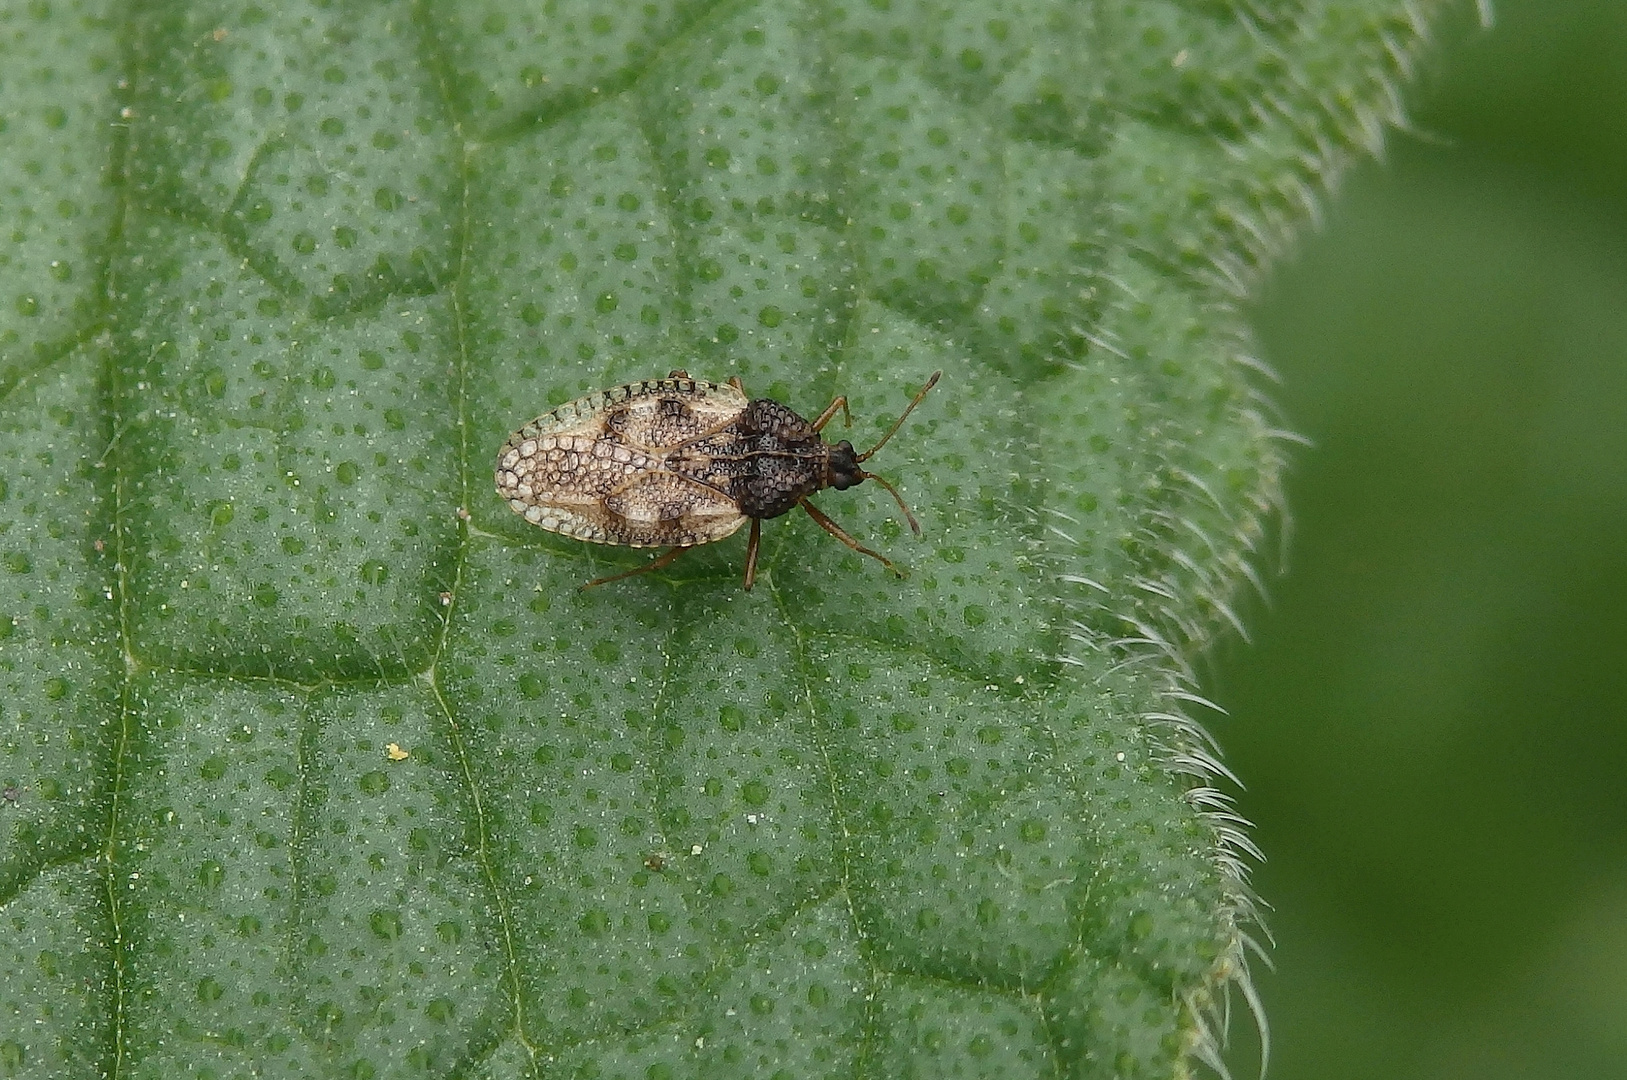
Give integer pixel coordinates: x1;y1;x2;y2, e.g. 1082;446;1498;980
1217;2;1627;1078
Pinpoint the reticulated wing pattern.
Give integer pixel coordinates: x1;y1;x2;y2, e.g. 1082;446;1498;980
496;378;751;545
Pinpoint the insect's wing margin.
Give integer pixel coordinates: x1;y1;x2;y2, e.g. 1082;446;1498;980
510;377;748;444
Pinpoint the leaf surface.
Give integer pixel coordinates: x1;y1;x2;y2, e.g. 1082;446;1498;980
0;1;1448;1076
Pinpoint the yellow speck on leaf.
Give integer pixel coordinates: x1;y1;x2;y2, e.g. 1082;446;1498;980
386;743;409;762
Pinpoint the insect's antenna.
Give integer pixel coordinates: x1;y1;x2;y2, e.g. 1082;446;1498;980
862;470;922;536
856;370;941;463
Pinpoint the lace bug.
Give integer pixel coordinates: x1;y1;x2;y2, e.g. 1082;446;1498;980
495;370;940;589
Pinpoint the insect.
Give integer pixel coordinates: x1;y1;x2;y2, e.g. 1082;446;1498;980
495;369;941;590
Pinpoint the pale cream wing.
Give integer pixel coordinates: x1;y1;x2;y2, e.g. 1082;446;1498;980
599;471;747;547
503;376;747;446
496;423;656;543
495;375;749;547
495;456;746;548
605;381;748;452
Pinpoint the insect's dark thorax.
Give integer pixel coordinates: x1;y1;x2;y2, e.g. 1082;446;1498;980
673;398;829;520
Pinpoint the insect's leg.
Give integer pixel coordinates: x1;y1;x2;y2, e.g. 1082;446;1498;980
582;546;689;590
799;499;904;577
742;518;762;591
810;396;851;432
727;376;745;392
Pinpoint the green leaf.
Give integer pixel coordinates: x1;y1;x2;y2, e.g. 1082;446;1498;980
0;0;1446;1077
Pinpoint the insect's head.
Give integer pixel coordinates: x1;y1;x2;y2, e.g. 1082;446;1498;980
825;370;941;537
827;440;865;490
